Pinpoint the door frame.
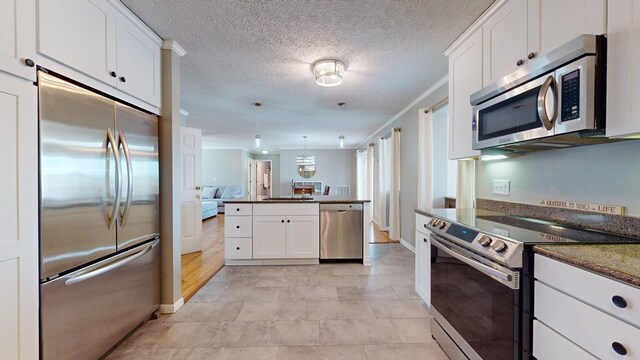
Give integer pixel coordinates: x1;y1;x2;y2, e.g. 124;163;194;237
254;159;273;198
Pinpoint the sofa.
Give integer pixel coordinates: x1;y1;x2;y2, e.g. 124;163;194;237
201;185;244;219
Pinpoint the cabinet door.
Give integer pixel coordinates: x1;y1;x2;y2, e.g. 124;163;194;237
115;13;161;107
482;0;529;85
37;0;117;86
415;230;431;305
252;216;286;259
448;30;482;160
0;0;35;81
286;216;319;259
528;0;606;58
0;73;39;360
606;0;640;138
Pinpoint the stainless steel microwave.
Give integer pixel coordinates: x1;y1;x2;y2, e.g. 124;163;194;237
470;35;607;151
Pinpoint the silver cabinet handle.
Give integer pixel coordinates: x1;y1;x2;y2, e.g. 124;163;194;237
118;130;133;226
430;234;517;288
65;240;157;286
107;128;122;230
537;75;557;130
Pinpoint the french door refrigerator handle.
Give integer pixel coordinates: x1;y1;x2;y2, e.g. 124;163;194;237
107;128;122;230
118;130;133;226
430;234;516;287
64;240;158;286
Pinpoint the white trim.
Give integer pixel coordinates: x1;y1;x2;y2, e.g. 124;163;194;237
400;238;416;254
180;109;190;117
107;0;163;45
443;0;507;55
159;297;184;314
162;40;187;57
358;75;448;149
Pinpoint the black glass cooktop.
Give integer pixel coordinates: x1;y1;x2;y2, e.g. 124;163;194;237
426;208;640;245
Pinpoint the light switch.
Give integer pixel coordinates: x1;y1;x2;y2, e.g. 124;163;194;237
493;180;510;195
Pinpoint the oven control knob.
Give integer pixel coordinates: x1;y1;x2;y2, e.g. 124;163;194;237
492;240;507;252
437;221;446;229
478;235;492;247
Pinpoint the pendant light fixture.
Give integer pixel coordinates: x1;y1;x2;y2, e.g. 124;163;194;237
296;136;316;178
338;102;346;148
253;102;262;149
313;59;346;87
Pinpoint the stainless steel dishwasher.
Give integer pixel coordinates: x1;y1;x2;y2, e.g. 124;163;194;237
320;203;363;259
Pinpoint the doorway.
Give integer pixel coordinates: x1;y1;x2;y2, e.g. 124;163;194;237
252;160;272;198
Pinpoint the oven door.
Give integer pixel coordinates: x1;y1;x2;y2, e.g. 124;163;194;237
430;234;521;360
473;73;558;150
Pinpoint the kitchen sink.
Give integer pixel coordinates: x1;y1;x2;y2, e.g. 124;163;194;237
263;197;314;201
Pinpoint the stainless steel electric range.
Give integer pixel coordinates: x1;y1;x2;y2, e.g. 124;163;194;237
424;209;640;360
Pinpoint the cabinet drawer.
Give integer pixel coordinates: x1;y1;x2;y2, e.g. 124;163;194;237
535;254;640;328
253;203;319;216
535;281;640;360
416;213;432;234
533;320;597;360
225;238;252;259
225;203;252;216
224;216;252;238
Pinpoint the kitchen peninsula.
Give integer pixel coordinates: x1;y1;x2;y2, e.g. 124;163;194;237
223;196;372;266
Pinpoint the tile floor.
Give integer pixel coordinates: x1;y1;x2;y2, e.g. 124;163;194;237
106;243;448;360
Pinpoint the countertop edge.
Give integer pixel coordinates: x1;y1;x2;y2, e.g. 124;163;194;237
415;209;435;217
223;199;371;204
533;246;640;288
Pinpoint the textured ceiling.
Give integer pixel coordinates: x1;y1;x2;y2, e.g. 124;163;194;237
123;0;493;149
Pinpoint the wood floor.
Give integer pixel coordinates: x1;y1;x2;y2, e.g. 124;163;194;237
369;221;398;244
181;214;225;302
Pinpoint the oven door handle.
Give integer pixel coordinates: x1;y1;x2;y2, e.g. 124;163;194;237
430;235;513;283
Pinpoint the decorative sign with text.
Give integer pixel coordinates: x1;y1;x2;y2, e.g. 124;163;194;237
539;199;625;215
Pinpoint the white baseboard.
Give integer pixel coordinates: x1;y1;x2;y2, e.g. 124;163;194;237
400;238;415;253
160;297;184;314
363;257;372;266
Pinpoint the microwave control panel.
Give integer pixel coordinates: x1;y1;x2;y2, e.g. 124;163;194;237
561;69;580;121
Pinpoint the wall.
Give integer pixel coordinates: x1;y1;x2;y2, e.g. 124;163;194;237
360;83;449;248
431;103;457;207
476;140;640;217
201;149;250;194
279;149;357;196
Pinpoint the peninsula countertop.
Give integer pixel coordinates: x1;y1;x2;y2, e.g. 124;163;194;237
534;244;640;288
223;196;371;204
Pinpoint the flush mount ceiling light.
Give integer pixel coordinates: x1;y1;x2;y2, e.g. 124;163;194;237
261;149;270;154
313;59;345;87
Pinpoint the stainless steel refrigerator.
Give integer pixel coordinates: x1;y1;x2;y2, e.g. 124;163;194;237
38;72;160;360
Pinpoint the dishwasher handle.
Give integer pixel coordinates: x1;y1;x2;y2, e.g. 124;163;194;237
320;203;363;211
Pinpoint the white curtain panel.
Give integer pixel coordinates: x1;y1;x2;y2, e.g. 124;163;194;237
456;159;476;209
417;109;433;210
389;129;401;241
375;138;388;229
366;144;375;211
356;151;367;199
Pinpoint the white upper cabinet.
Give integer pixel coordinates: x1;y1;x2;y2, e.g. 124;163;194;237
36;0;162;110
606;0;640;138
0;0;36;81
37;0;118;87
527;0;606;57
482;0;529;86
115;13;161;107
448;29;483;160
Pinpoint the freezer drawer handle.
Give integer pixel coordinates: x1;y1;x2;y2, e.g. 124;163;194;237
119;130;134;227
107;128;122;230
64;241;157;286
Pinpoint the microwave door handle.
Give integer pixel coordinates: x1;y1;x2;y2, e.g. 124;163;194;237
430;234;514;284
107;128;121;230
118;130;133;227
537;75;558;131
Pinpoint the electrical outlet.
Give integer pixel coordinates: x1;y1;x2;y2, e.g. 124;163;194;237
493;180;510;195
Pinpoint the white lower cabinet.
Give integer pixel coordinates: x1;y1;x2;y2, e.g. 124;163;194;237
224;238;252;260
534;254;640;360
415;213;432;305
252;216;287;259
0;72;39;360
285;216;320;259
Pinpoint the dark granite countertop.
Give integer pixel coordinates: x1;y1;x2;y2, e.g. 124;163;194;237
534;244;640;288
224;196;371;204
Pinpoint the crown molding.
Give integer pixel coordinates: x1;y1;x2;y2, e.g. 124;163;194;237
107;0;163;45
162;40;187;57
443;0;507;56
358;74;448;149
